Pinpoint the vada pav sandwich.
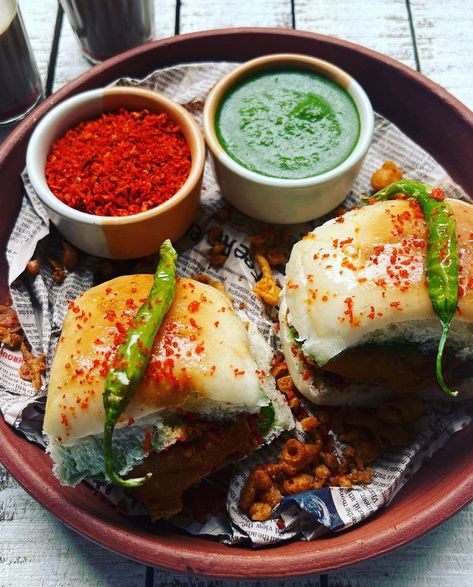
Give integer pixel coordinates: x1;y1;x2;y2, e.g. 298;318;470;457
43;241;292;519
279;180;473;405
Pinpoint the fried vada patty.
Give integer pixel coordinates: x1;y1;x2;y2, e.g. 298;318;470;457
130;415;255;520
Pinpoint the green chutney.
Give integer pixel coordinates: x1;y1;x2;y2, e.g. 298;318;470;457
216;69;360;180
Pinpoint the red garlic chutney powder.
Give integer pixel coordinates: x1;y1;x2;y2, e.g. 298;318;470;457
45;108;191;216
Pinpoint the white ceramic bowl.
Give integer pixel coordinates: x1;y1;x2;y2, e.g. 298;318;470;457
27;87;205;259
203;53;374;224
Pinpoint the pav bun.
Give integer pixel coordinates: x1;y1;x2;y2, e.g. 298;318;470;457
280;198;473;405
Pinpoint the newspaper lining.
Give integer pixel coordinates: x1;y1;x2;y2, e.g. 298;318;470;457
1;62;471;545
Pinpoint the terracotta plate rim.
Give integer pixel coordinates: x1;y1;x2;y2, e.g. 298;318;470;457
1;27;473;579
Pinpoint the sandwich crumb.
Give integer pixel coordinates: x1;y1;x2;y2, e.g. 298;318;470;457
19;342;46;390
253;254;281;306
26;259;40;277
371;160;403;191
0;303;23;350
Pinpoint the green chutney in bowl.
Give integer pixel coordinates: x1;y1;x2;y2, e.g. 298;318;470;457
215;70;360;180
204;54;374;224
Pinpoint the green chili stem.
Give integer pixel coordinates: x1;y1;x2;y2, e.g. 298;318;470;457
366;180;459;397
436;322;458;397
103;240;178;487
103;423;151;487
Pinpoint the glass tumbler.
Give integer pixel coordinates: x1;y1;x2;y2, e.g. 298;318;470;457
60;0;155;64
0;0;43;125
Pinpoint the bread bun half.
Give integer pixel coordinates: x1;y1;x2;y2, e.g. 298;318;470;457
45;276;268;444
280;198;473;405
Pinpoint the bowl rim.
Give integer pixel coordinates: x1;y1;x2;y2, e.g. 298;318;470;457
26;86;206;225
203;52;374;187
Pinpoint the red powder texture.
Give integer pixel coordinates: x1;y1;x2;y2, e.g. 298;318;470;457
45;108;192;217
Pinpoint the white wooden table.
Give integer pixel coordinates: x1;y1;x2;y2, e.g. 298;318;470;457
1;1;473;585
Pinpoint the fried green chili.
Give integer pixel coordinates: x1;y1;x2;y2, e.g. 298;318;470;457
103;240;178;487
367;179;459;397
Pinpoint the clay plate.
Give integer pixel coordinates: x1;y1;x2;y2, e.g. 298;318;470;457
1;29;473;579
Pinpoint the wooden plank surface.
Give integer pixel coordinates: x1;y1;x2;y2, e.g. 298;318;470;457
295;0;417;69
2;1;473;586
410;0;473;109
178;0;293;31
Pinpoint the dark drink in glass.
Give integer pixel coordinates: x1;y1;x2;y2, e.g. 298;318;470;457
0;1;43;125
60;0;155;63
